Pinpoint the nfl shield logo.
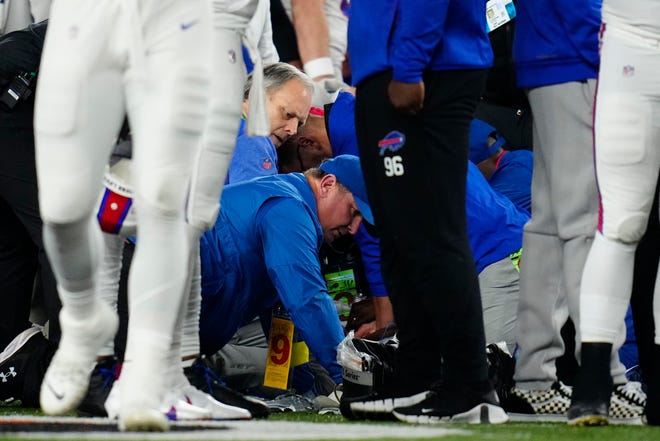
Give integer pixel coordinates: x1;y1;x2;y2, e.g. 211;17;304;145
622;65;635;77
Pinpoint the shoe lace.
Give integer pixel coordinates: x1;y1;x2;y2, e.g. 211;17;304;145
332;382;343;403
616;381;647;406
556;381;573;398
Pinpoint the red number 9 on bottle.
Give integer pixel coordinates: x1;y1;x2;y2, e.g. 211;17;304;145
269;334;291;365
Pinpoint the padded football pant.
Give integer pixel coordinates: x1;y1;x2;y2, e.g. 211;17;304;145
94;0;249;365
35;0;212;411
580;16;660;346
356;69;490;391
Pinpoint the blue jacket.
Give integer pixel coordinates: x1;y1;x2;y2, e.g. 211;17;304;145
198;174;345;383
348;0;493;85
466;162;530;273
513;0;602;88
225;119;278;185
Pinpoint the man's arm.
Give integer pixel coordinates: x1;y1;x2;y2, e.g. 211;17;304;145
388;0;448;113
258;198;345;382
291;0;333;81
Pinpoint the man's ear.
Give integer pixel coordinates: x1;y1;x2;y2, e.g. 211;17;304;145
319;174;337;198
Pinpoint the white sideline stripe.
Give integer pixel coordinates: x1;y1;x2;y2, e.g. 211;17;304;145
1;417;468;440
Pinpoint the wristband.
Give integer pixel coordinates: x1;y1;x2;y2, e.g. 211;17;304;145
303;56;334;80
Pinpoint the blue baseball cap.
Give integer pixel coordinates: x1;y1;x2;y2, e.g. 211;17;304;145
469;118;506;164
319;154;374;225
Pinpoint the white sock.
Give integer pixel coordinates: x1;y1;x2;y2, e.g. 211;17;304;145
580;233;636;343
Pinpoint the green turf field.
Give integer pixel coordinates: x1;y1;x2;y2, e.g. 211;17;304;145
1;403;659;441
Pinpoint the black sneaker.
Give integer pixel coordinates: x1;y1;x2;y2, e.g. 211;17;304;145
392;383;508;424
486;343;515;403
0;326;48;403
76;357;120;417
339;389;429;421
184;356;269;419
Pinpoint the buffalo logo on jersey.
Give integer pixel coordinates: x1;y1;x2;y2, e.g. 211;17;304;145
378;131;406;156
262;158;274;170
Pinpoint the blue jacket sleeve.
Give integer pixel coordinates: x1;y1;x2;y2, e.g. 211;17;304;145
390;0;449;83
353;224;388;297
555;0;601;70
257;198;345;383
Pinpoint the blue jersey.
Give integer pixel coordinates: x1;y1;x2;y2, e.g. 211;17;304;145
348;0;492;85
225;119;278;185
199;173;345;382
489;150;533;214
513;0;601;88
466;162;530;273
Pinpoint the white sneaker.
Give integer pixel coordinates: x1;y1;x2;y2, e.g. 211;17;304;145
180;384;251;420
40;302;118;415
106;380;214;423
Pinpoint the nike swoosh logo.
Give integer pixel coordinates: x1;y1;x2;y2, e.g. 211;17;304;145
46;380;65;400
421;408;435;414
180;20;198;31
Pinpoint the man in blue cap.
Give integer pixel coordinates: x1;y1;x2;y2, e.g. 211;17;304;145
198;154;372;387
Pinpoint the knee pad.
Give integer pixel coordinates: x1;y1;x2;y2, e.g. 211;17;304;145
606;211;648;244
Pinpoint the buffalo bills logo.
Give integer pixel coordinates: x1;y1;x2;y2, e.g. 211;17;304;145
262;158;273;170
378;131;406;156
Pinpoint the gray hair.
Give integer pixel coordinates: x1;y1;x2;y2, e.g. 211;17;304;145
243;62;314;101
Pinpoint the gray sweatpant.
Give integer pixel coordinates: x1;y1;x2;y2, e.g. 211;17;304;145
479;254;520;355
513;81;627;389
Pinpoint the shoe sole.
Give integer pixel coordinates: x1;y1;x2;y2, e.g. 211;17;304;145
506;412;566;423
393;403;509;424
608;416;642;426
119;408;169;431
342;391;429;420
567;414;608;426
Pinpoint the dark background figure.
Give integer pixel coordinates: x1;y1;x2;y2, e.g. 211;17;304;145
630;176;659;389
0;19;60;347
343;0;507;424
474;1;533;151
